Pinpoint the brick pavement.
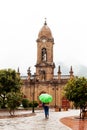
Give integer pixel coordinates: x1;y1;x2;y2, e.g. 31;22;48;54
60;116;87;130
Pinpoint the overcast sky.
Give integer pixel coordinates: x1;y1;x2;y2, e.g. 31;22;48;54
0;0;87;76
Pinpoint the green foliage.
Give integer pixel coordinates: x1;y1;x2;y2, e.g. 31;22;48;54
28;102;32;107
0;69;22;93
22;98;29;108
0;96;7;108
6;92;23;115
22;99;39;108
33;101;39;107
0;69;22;109
29;101;39;107
64;77;87;108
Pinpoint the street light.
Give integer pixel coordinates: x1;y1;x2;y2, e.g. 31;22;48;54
52;85;58;108
27;68;36;113
31;73;36;113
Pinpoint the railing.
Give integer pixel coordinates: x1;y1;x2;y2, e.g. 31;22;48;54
53;75;70;79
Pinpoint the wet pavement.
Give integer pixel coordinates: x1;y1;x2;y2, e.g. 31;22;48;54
0;109;81;130
61;116;87;130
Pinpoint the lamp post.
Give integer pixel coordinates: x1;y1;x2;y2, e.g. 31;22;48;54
27;68;36;113
32;73;36;113
52;81;58;108
54;86;57;108
52;85;58;108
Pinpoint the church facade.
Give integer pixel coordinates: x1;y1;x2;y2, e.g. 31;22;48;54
21;20;74;108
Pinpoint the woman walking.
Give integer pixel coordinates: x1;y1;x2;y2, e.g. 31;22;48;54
43;103;49;119
39;93;52;119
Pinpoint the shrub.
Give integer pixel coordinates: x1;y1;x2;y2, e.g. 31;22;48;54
6;92;22;115
29;101;38;107
22;98;29;108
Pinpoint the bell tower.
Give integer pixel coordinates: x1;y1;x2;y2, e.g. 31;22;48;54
35;20;55;81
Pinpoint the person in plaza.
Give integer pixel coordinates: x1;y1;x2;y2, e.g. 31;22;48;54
39;93;52;119
43;103;49;119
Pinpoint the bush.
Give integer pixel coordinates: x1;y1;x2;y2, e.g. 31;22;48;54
6;92;22;115
29;101;38;107
28;102;32;107
22;98;29;108
34;101;38;107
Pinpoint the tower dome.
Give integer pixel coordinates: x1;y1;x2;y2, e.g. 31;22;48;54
38;20;53;39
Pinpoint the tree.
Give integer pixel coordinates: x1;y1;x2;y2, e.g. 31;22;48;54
64;77;87;118
6;92;23;116
0;69;22;108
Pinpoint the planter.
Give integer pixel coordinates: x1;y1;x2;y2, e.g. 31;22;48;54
63;107;68;111
55;107;61;112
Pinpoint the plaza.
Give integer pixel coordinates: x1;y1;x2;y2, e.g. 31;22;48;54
0;109;87;130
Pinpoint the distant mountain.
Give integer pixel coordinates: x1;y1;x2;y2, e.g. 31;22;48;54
54;62;87;77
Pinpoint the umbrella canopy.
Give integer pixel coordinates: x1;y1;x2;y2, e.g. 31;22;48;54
39;93;53;103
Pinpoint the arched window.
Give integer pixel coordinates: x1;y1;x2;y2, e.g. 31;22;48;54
42;48;47;61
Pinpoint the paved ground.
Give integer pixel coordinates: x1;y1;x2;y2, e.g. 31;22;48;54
0;109;85;130
61;116;87;130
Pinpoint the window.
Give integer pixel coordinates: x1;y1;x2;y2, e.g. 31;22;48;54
42;48;47;61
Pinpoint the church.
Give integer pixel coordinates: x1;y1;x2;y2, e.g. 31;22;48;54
20;20;74;108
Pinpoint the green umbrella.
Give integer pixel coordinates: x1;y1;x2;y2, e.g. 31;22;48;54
39;93;53;103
